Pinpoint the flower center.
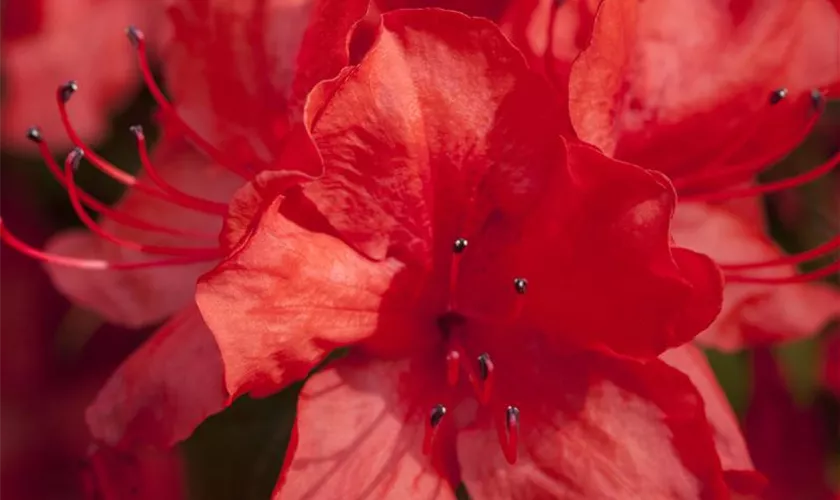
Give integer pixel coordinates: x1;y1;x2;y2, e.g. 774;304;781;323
421;237;526;465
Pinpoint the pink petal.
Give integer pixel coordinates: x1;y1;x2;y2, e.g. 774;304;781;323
86;305;227;449
274;355;457;499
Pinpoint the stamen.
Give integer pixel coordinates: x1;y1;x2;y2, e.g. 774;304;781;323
674;89;822;193
449;237;468;310
423;404;447;455
502;405;520;464
721;234;840;270
810;89;824;110
130;125;229;215
0;218;212;270
476;353;495;404
125;26;254;179
683;149;840;203
63;149;223;258
513;278;528;295
26;127;217;239
769;88;788;105
57;86;236;216
725;260;840;284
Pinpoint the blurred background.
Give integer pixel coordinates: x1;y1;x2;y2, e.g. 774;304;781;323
1;1;839;499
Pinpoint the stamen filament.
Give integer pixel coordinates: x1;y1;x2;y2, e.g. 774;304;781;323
683;149;839;203
446;349;460;386
126;26;254;179
0;219;211;270
28;128;218;239
725;260;840;284
720;234;840;270
64;150;223;259
131;125;229;215
423;404;447;455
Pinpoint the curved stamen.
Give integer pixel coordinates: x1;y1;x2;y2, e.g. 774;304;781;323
130;125;229;215
476;353;495;404
498;405;520;465
674;91;823;193
64;149;223;258
27;127;217;239
721;234;840;271
683;149;840;203
725;260;840;284
0;218;212;270
125;26;254;179
423;404;447;455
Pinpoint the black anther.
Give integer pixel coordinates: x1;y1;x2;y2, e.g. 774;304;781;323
26;126;42;143
513;278;528;294
453;238;468;253
768;88;788;105
59;81;78;103
430;404;447;428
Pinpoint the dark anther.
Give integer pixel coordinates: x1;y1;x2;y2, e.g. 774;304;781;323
513;278;528;295
129;124;144;138
768;88;788;105
125;26;143;48
477;353;491;381
26;126;42;143
810;89;824;110
59;81;79;103
505;405;520;431
453;237;468;253
430;404;447;428
68;148;84;171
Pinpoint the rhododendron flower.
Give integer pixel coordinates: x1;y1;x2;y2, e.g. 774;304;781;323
192;10;754;498
505;0;840;349
1;0;161;153
0;0;370;449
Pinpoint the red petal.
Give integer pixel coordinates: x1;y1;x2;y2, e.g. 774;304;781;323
86;305;227;449
274;355;457;499
85;446;186;500
569;0;840;183
1;0;157;153
456;352;730;499
378;0;511;19
44;138;239;327
196;193;428;399
163;0;369;166
745;349;834;500
660;344;765;494
672;201;840;350
299;9;565;264
457;142;723;358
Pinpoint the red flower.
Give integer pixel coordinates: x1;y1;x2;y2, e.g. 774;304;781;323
1;0;161;154
505;0;840;349
193;11;741;497
0;0;370;449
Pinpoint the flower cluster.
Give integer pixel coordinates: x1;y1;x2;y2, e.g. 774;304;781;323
1;0;838;498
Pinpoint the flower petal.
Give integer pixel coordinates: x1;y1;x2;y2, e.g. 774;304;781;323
569;0;840;183
43;138;240;327
274;355;457;499
457;352;731;499
163;0;370;166
660;344;764;493
672;201;840;350
86;305;227;449
196;193;427;399
299;8;566;265
457;141;723;358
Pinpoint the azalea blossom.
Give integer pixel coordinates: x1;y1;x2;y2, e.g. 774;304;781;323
0;0;371;449
189;10;759;498
1;0;162;153
503;0;840;349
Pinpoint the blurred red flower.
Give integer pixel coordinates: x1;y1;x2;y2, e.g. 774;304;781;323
1;0;162;154
191;11;756;498
0;0;371;451
504;0;840;349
